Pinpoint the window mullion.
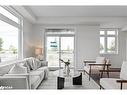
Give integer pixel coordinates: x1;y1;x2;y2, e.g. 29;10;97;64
105;31;107;53
115;35;118;54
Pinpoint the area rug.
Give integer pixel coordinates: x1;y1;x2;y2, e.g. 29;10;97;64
38;71;100;89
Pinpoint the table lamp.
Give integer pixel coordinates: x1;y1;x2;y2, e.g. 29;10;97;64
35;48;43;61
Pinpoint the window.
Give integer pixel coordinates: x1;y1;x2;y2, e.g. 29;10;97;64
0;6;22;63
100;29;118;54
0;6;19;23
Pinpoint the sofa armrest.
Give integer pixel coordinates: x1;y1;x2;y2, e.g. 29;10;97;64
116;80;127;83
99;68;121;73
0;75;29;89
4;73;29;76
2;72;43;89
88;63;111;66
4;73;42;77
116;79;127;89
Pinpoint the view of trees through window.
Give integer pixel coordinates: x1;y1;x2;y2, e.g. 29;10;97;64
0;20;18;62
100;29;117;54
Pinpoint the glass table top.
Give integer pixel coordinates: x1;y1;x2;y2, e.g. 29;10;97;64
53;69;80;78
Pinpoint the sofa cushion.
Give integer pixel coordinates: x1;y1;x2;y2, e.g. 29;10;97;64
37;66;48;71
37;67;49;79
120;61;127;80
33;58;42;69
23;61;31;73
25;57;35;70
40;61;48;66
8;64;27;74
29;70;44;79
100;78;127;89
30;76;41;89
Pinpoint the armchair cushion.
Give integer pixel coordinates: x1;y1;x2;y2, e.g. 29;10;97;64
29;70;44;79
96;57;106;64
30;76;40;89
84;57;107;74
84;65;103;74
120;61;127;80
100;78;127;89
100;61;127;89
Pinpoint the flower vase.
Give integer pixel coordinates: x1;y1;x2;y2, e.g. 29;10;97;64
66;65;70;76
63;64;66;74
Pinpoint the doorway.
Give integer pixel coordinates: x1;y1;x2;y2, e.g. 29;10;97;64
45;29;75;69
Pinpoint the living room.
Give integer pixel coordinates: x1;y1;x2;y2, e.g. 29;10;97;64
0;5;127;91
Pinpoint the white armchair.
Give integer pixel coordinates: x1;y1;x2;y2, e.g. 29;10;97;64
100;61;127;89
84;57;110;81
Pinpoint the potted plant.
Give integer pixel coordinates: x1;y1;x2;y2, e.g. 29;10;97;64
60;59;70;76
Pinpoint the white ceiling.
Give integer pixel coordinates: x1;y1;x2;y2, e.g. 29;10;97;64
28;6;127;17
13;6;127;30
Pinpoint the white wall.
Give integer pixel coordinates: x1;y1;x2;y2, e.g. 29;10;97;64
31;24;100;69
76;25;100;69
126;32;127;60
23;19;35;58
30;24;127;69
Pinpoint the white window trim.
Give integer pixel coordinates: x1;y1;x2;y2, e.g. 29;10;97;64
0;6;23;61
100;28;118;54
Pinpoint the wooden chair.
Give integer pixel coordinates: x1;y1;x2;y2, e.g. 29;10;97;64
100;61;127;89
84;57;111;81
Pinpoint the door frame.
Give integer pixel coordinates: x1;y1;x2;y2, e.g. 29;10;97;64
44;29;76;69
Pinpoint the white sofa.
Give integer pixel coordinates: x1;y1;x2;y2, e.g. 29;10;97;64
0;57;49;89
100;61;127;89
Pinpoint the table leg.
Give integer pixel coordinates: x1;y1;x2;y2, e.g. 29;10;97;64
73;73;82;85
57;77;65;89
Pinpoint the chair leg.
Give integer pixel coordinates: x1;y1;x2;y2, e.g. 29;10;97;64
89;66;91;81
120;82;123;90
107;66;109;78
89;74;91;81
107;72;109;78
101;71;103;78
100;85;102;89
84;71;86;75
89;71;91;81
100;85;101;90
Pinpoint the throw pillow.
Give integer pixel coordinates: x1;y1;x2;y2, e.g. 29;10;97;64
25;57;34;70
8;64;27;74
23;61;31;73
34;58;42;69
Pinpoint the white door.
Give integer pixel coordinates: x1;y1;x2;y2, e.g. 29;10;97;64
45;29;75;68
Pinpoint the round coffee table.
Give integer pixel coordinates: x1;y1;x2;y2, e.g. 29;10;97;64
54;69;82;89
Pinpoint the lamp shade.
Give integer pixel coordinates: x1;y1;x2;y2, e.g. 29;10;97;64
35;48;42;55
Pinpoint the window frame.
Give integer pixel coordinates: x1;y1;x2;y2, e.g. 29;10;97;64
100;28;118;54
0;6;23;62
